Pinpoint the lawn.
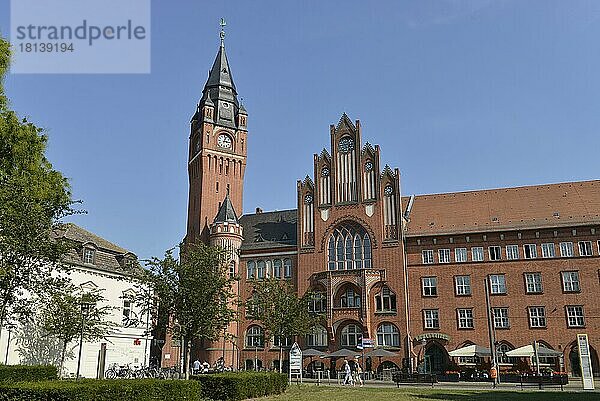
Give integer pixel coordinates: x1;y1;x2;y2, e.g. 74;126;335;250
262;384;600;401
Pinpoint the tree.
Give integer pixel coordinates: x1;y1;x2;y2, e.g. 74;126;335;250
143;243;238;379
41;284;114;376
246;278;319;372
16;314;75;366
0;37;76;339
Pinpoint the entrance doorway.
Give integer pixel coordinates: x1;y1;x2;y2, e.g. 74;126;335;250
423;342;448;374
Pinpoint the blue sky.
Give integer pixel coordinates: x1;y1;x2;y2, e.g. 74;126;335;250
2;1;600;260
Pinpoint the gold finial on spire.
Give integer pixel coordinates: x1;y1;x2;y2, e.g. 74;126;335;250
219;18;226;46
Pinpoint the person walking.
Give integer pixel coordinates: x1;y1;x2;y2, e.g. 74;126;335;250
354;358;364;387
192;359;201;375
343;360;353;386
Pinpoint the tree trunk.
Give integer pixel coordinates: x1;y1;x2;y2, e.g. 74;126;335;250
279;344;283;373
59;341;68;378
184;337;192;380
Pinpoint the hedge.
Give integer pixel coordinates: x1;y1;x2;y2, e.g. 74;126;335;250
0;365;57;382
0;379;203;401
191;372;288;401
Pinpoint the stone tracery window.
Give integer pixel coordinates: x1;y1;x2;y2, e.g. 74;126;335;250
327;222;372;270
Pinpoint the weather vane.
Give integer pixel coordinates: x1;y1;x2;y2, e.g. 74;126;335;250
220;18;226;45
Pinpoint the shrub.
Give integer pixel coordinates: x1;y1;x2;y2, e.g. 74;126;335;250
0;379;202;401
191;372;287;401
0;365;57;382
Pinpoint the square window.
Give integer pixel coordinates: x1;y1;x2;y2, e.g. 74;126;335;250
422;250;434;264
506;245;519;260
422;277;437;297
489;246;502;261
493;307;509;328
561;271;580;292
528;306;546;328
523;244;537;259
524;272;543;293
489;274;506;294
423;309;439;329
438;249;451;263
457;308;474;329
455;248;467;263
566;306;585;327
560;242;574;257
578;241;593;256
471;247;484;262
541;243;555;258
454;275;471;296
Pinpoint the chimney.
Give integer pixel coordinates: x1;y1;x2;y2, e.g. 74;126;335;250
255;207;263;214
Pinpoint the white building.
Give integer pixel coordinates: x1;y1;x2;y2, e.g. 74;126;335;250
0;223;152;378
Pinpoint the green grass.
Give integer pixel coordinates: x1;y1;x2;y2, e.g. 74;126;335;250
261;384;600;401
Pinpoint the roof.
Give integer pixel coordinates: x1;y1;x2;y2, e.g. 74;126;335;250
239;209;297;251
206;43;236;92
56;223;142;276
405;180;600;236
214;193;239;224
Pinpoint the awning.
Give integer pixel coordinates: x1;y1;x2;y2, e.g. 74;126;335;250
505;345;562;358
302;348;326;357
364;348;398;358
448;344;492;357
326;348;361;358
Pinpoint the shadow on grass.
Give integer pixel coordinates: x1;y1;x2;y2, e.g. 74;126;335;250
411;390;600;401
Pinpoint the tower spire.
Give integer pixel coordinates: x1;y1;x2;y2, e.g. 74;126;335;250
219;18;226;47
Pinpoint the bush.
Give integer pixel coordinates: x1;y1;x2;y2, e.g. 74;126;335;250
191;372;288;401
0;365;57;382
0;379;202;401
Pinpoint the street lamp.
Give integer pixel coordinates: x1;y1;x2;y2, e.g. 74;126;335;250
76;301;94;380
4;322;16;365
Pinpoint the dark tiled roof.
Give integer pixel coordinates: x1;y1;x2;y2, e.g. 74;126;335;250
214;193;239;224
405;180;600;236
239;209;298;251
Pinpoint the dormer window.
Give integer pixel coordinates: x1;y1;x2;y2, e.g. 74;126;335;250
83;248;95;265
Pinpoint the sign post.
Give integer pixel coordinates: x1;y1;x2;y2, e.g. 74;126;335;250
289;342;303;383
577;334;595;390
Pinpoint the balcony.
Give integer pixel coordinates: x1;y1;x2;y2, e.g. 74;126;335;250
331;307;361;323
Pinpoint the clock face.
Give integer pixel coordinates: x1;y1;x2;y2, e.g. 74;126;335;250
338;137;354;154
384;185;393;195
304;194;313;204
217;134;232;149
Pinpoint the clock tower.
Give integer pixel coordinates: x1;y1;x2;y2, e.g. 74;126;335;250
187;23;247;245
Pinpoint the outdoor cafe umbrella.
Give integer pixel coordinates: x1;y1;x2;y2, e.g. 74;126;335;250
327;348;361;358
505;345;562;358
448;344;492;358
302;348;326;357
364;348;398;371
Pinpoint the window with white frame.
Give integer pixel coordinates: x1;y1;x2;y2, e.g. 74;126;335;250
454;275;471;296
471;247;484;262
506;245;519;260
256;260;266;279
578;241;593;256
561;271;580;292
560;242;574;257
489;246;502;261
524;272;543;293
273;335;292;348
283;258;292;278
247;261;256;279
457;308;474;329
523;244;537;259
489;274;506;294
566;306;585;327
229;262;235;278
528;306;546;328
455;248;467;263
245;325;264;348
341;324;362;347
273;259;282;278
422;250;434;264
498;343;515;364
83;248;95;264
340;287;361;308
423;309;439;329
122;296;132;321
375;286;397;312
422;277;437;297
493;307;509;328
377;323;400;347
438;249;451;263
541;243;555;258
306;325;328;347
308;292;326;313
328;223;372;270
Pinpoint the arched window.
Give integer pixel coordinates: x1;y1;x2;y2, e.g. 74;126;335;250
377;323;400;347
245;325;264;348
306;325;328;347
497;343;515;365
256;260;265;279
247;261;255;279
375;286;397;312
308;291;326;313
327;222;372;270
229;261;235;278
340;286;361;308
246;293;262;318
283;259;292;278
273;259;282;278
341;324;362;347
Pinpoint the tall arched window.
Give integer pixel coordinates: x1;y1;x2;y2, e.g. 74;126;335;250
498;343;515;364
246;325;264;348
340;286;361;308
247;261;256;279
327;222;372;270
308;291;326;313
283;258;292;278
376;323;400;347
341;324;362;347
306;325;328;347
256;260;265;279
375;286;397;312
